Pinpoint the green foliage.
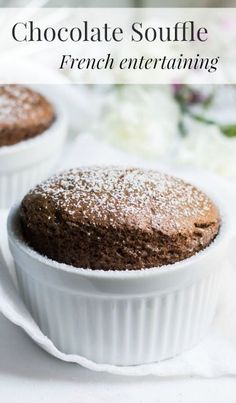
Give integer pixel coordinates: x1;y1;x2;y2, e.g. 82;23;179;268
221;124;236;138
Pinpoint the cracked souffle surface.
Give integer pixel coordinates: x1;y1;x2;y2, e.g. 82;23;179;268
20;167;220;270
0;85;55;147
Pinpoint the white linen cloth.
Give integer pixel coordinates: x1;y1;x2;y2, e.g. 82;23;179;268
0;134;236;377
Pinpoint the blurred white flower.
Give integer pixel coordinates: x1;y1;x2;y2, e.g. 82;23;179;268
94;85;180;159
176;116;236;176
188;85;236;126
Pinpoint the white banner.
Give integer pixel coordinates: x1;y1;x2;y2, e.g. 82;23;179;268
0;8;235;84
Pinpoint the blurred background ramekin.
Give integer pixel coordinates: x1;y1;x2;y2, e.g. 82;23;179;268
0;88;67;208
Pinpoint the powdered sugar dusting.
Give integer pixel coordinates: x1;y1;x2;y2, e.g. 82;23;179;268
0;85;51;125
31;167;215;232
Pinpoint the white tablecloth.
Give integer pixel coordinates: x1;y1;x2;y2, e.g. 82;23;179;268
1;311;236;402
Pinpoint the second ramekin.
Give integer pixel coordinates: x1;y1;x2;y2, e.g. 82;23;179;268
0;96;67;209
7;204;229;366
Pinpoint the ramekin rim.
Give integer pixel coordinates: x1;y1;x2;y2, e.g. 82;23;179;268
7;202;229;280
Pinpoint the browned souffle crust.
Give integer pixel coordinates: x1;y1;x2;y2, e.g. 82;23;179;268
20;167;221;271
0;85;55;147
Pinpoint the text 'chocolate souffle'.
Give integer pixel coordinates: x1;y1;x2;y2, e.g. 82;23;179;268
0;85;55;147
20;167;220;270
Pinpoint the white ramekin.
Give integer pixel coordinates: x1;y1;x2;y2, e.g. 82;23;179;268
0;100;67;209
7;204;229;366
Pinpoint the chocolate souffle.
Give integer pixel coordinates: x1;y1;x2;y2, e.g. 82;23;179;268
0;85;55;147
20;167;220;271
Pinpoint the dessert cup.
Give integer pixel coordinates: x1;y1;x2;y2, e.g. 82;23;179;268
7;203;229;366
0;93;67;208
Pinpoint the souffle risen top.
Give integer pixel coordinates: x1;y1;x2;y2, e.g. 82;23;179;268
20;167;220;270
0;85;55;147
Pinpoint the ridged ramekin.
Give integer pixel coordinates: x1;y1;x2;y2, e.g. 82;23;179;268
0;101;67;209
7;204;229;366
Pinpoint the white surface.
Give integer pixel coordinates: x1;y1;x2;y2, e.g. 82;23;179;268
0;312;236;403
